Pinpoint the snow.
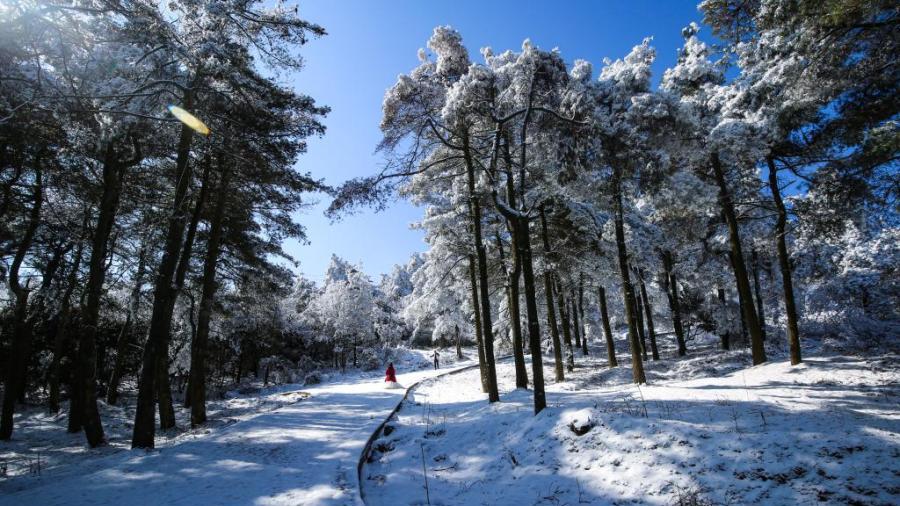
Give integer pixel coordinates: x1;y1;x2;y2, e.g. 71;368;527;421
361;338;900;505
1;350;475;506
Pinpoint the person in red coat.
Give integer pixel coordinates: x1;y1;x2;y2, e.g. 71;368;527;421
384;362;397;383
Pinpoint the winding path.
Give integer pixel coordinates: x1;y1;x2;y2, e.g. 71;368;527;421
2;362;473;506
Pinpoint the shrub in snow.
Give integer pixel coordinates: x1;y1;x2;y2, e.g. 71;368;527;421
564;409;595;436
303;372;322;386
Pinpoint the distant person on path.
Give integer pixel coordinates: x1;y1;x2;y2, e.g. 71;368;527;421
385;362;397;383
433;349;440;370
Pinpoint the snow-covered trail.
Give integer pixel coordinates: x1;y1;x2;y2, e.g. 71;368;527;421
2;363;472;506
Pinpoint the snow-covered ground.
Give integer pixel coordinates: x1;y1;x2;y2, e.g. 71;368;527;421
363;337;900;505
0;348;474;506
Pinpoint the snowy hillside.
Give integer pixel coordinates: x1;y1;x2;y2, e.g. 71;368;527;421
363;340;900;505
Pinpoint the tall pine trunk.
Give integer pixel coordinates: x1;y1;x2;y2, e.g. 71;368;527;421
766;158;801;365
190;166;230;427
468;255;489;393
463;134;499;403
750;248;767;341
578;279;588;356
539;208;564;382
515;216;547;413
632;272;648;361
497;231;528;388
556;281;575;372
49;238;85;414
710;153;766;364
638;269;660;361
132;100;197;449
717;287;731;350
613;183;646;384
0;162;41;440
660;251;687;356
597;286;617;367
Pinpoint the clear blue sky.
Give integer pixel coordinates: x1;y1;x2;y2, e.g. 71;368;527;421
285;0;705;283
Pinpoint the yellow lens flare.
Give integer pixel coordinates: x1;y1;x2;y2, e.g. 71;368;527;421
167;105;211;136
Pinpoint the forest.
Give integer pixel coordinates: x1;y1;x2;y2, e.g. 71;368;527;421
0;1;897;505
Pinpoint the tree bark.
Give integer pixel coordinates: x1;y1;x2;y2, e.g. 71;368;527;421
0;162;41;441
514;216;546;413
556;281;575;372
49;237;85;414
462;133;499;403
766;157;801;365
660;251;687;356
632;271;648;361
613;183;646;384
578;278;588;356
468;255;489;393
597;286;617;367
638;269;660;361
710;153;766;364
539;208;564;382
133;94;198;449
750;248;767;342
496;231;527;388
189;165;230;426
717;287;731;350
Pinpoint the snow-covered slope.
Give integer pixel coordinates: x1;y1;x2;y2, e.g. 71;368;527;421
362;343;900;505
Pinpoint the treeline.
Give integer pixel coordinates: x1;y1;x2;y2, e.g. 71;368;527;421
0;1;327;448
329;0;898;415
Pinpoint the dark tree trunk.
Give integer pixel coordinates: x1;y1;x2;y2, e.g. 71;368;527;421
539;208;564;381
463;134;499;402
133;100;197;449
455;325;462;359
613;184;646;384
632;273;648;361
556;282;575;372
571;291;582;349
0;162;41;440
468;255;489;393
49;238;85;414
638;270;660;361
717;287;731;350
496;231;527;388
578;278;588;356
750;249;767;342
660;251;687;356
79;142;137;447
512;216;547;413
597;286;617;367
766;158;801;365
710;153;766;364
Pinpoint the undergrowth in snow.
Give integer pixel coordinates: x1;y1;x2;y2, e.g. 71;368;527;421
362;336;900;505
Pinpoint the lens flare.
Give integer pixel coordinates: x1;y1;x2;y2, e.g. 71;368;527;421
167;105;211;136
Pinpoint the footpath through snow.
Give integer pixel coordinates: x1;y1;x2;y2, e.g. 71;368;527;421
0;355;473;506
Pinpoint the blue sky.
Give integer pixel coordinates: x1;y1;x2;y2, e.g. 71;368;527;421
285;0;705;283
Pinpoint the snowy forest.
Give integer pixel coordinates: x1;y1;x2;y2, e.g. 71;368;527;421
1;1;898;505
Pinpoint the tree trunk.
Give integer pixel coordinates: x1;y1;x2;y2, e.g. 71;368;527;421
496;232;527;388
578;279;588;356
463;134;499;403
539;208;564;382
597;286;617;367
660;251;687;356
515;216;546;413
49;238;85;414
0;162;41;440
455;325;462;359
570;291;582;349
717;287;731;350
632;273;648;361
468;255;489;393
710;153;766;364
766;158;801;365
750;248;767;342
613;184;646;384
556;282;575;372
638;269;660;361
132;97;197;449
